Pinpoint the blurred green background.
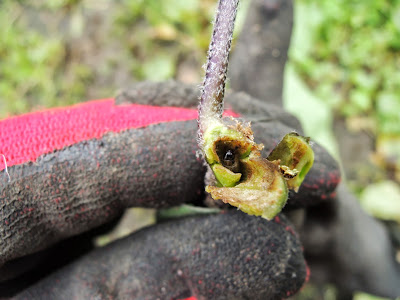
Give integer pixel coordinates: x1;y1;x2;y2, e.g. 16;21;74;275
1;0;399;299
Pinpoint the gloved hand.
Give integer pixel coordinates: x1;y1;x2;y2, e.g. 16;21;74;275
0;81;340;299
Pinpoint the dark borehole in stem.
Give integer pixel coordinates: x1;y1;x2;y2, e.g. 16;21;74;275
216;142;241;173
224;150;235;166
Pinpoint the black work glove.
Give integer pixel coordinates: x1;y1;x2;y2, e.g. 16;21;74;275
0;81;339;299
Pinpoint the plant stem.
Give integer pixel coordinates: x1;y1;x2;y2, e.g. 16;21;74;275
195;0;314;220
198;0;239;136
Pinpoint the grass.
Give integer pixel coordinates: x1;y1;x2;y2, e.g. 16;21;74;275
286;0;400;222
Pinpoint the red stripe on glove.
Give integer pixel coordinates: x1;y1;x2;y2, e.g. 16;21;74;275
0;99;237;170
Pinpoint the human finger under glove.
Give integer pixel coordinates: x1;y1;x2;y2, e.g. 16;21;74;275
13;211;307;300
0;82;339;299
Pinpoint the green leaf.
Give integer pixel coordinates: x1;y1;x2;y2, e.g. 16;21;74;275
157;204;220;221
141;54;176;81
354;291;395;300
349;89;372;113
376;92;400;135
360;181;400;222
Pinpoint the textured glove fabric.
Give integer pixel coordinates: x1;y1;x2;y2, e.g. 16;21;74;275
0;81;341;299
0;119;205;267
0;83;340;271
13;211;307;300
0;97;237;267
0;99;202;169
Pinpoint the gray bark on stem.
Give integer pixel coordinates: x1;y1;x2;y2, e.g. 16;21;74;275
198;0;239;136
